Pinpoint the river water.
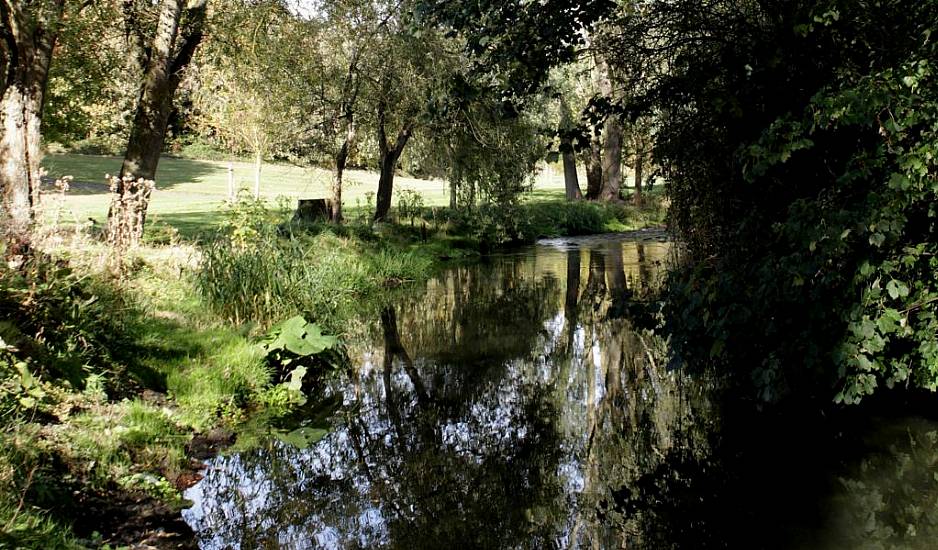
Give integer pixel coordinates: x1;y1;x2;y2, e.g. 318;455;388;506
182;232;938;549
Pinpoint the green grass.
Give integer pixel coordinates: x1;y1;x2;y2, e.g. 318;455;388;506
40;153;664;238
41;153;566;231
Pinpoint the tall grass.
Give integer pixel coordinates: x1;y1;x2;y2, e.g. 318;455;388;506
197;227;434;329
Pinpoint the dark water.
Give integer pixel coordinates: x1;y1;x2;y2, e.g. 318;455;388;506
182;232;938;549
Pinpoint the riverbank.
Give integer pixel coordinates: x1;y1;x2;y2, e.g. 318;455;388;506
0;195;664;547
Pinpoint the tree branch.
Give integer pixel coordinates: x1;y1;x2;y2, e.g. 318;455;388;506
170;0;208;76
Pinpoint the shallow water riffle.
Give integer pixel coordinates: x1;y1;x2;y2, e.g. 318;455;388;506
182;232;938;550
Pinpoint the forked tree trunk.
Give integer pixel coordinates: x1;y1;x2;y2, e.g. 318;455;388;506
111;0;207;246
374;115;413;222
0;0;60;257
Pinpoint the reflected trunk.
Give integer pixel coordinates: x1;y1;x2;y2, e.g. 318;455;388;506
565;248;581;350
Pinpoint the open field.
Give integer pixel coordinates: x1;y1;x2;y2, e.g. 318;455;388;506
41;153;583;236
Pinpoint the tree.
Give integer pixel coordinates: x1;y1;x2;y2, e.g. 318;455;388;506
109;0;208;246
369;7;456;221
0;0;65;255
191;1;300;199
296;0;383;222
42;0;134;151
630;119;650;205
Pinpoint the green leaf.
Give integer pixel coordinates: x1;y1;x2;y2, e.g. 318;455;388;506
887;279;900;299
261;315;337;357
886;280;909;299
888;172;911;190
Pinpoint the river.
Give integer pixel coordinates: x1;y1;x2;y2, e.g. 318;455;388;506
182;232;938;549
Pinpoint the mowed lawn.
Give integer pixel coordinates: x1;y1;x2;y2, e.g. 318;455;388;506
41;153;568;236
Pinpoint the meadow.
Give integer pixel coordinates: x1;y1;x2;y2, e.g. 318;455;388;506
41;153;579;237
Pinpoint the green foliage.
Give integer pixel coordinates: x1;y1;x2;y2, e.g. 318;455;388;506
395;188;425;226
826;423;938;548
0;428;82;549
260;315;338;358
647;0;938;403
439;200;647;249
0;258;136;393
259;315;340;405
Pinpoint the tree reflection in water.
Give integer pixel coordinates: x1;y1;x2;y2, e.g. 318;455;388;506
183;236;717;549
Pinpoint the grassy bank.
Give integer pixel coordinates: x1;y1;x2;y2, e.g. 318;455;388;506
3;157;665;546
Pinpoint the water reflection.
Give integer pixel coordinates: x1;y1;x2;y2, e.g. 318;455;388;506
184;234;697;549
182;233;938;549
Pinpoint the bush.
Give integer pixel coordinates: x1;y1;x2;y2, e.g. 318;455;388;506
68;135;124;156
170;137;234;161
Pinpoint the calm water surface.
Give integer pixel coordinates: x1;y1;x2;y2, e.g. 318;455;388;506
183;233;938;549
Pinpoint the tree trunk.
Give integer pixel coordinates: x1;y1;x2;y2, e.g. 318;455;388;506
331;119;355;223
561;136;583;201
586;249;606;297
446;143;458;209
595;52;622;202
558;95;583;201
112;0;207;245
375;150;398;221
226;161;234;202
120;0;185;183
633;141;644;206
564;248;581;350
374;114;413;221
600;118;623;201
0;88;33;254
584;141;602;200
252;151;262;199
606;241;627;291
0;0;60;257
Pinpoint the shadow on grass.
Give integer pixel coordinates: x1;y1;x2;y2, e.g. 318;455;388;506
147;211;226;242
42;154;221;195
